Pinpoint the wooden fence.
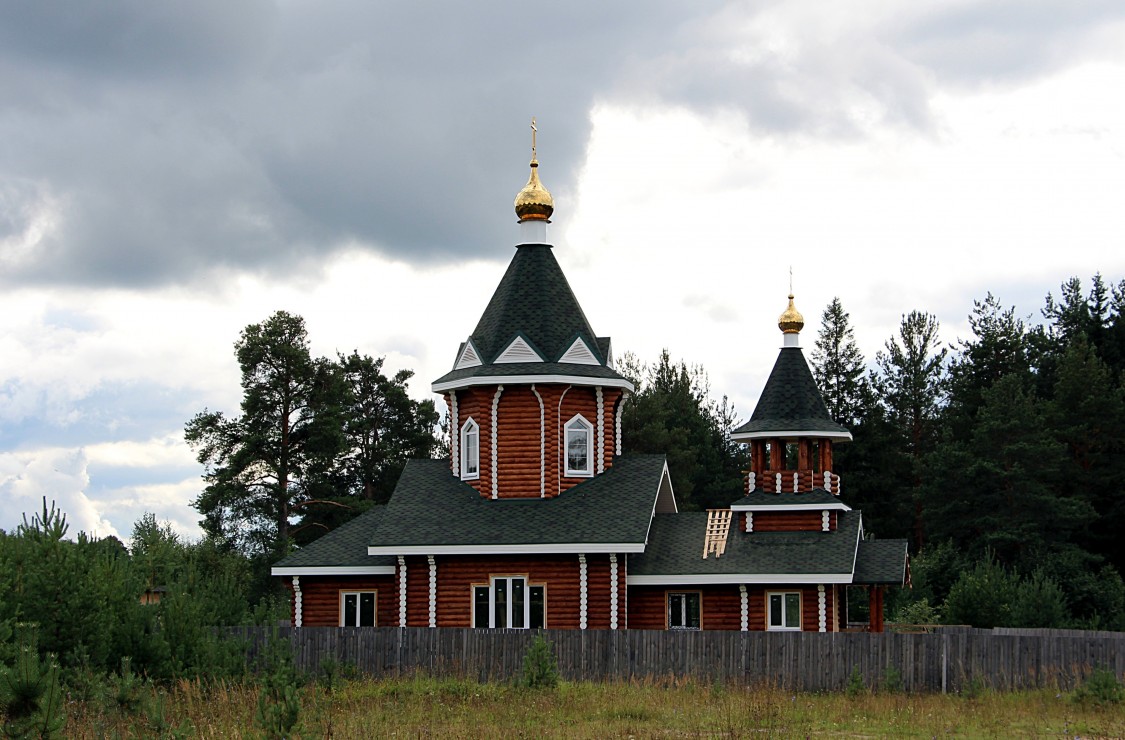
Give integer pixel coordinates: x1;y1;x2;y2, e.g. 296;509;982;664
227;626;1125;693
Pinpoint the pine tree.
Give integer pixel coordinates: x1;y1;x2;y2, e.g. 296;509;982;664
187;311;347;559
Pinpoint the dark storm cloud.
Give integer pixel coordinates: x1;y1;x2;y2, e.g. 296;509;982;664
0;1;719;287
1;1;1120;288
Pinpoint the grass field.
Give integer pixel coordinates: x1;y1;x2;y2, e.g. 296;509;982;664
57;674;1125;738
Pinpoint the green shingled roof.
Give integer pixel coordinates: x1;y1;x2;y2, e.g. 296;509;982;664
367;455;668;551
273;506;395;570
853;539;909;585
629;510;862;578
732;347;851;438
728;487;847;508
431;244;630;389
471;244;598;363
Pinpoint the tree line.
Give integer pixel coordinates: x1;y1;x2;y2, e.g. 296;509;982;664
813;274;1125;629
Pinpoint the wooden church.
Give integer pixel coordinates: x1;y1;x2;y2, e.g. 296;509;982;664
272;130;908;633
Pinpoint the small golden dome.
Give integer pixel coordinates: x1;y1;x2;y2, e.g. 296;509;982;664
779;293;804;334
514;155;554;222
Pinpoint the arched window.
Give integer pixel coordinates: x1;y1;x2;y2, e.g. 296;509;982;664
565;415;594;477
460;418;479;480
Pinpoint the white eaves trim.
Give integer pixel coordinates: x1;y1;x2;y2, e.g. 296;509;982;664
271;566;395;576
730;502;851;512
495;336;543;363
732;429;853;442
368;543;646;556
454;340;483;370
627;573;854;585
434;374;634;393
558;337;600;365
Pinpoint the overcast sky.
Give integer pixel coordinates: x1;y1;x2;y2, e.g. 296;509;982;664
2;1;1124;541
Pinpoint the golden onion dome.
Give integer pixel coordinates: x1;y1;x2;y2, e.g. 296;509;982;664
514;155;554;222
778;293;805;334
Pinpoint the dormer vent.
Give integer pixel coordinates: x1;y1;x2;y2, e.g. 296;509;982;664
494;335;543;363
559;337;600;365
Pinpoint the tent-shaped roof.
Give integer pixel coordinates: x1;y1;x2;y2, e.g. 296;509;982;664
731;347;851;440
432;244;631;390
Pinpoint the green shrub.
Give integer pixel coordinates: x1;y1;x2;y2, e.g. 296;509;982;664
255;634;302;739
0;627;65;739
845;665;866;698
880;665;903;694
1073;668;1124;706
520;634;559;690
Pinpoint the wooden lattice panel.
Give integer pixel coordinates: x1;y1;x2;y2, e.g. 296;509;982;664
703;509;733;559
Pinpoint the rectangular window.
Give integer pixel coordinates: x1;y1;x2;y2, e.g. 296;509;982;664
473;586;490;628
341;591;377;627
472;577;546;629
668;592;701;630
768;591;801;631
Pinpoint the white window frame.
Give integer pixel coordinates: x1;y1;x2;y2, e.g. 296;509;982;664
339;590;377;627
667;591;701;630
564;414;594;477
460;417;480;480
472;576;546;629
767;591;802;631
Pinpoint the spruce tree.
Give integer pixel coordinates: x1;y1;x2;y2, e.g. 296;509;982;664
811;297;868;427
872;311;947;549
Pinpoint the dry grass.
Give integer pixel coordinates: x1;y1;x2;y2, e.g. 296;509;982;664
58;674;1125;738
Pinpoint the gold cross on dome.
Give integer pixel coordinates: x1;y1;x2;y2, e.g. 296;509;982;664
530;117;538;158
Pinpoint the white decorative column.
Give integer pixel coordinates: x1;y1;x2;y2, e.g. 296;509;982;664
491;385;503;499
579;554;588;630
775;472;782;493
292;576;302;628
748;471;756;492
739;585;748;632
822;511;830;531
449;392;459;474
398;556;407;627
532;385;545;497
817;585;827;632
615;394;625;454
609;554;619;630
745;512;754;533
594;386;603;472
427;555;437;628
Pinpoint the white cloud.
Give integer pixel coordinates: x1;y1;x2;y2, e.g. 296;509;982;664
0;448;119;539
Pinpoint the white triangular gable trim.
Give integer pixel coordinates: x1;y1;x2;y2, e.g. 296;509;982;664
605;342;614;369
495;336;543;363
454;340;482;370
559;337;600;365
